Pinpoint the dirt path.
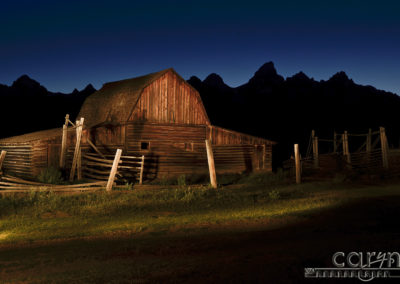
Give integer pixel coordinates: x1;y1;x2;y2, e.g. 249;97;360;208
1;196;400;283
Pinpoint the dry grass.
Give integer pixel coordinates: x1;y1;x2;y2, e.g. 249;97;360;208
1;174;400;283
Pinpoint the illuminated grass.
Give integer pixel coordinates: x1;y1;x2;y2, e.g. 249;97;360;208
1;179;400;283
1;180;399;245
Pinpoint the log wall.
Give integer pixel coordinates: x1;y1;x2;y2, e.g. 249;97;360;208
88;122;273;180
0;128;77;179
0;144;33;178
0;122;274;181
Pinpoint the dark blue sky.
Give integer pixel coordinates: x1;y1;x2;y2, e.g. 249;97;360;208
1;0;399;94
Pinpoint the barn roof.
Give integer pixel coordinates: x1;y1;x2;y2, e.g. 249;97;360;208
78;68;174;127
0;128;62;144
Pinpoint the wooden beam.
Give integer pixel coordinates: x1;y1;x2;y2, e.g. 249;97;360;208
77;146;82;180
87;138;106;159
139;155;145;185
313;136;319;168
343;131;351;165
380;127;389;169
355;141;367;153
59;114;69;169
69;118;84;181
205;139;217;188
294;144;301;184
106;149;122;191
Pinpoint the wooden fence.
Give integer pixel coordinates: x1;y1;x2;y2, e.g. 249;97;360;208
0;175;106;193
284;127;397;183
82;152;145;185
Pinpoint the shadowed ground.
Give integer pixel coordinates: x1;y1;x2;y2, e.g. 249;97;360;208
1;194;400;283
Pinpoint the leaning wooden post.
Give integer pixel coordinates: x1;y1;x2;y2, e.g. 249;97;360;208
139;155;145;185
76;118;84;180
294;144;301;184
59;114;69;169
106;149;122;191
380;127;389;169
0;150;7;174
77;145;82;180
313;136;319;168
205;139;217;188
69;118;84;181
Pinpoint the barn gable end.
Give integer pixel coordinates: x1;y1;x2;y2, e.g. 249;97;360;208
129;70;209;125
78;68;210;127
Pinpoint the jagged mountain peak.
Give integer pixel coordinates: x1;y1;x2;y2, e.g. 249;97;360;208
12;74;42;88
82;83;96;93
203;73;226;86
328;71;354;84
255;61;278;76
248;61;285;86
291;71;310;80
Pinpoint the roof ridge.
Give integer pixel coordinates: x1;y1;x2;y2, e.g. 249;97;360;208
102;68;173;88
77;68;176;127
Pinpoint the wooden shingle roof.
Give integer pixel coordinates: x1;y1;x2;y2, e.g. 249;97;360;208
78;68;171;127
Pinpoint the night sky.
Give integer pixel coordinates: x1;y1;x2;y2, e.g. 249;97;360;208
1;0;399;94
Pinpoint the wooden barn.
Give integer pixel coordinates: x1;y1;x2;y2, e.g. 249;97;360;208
0;68;275;182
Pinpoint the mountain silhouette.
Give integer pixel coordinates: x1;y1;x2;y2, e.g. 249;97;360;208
188;62;400;164
0;75;96;138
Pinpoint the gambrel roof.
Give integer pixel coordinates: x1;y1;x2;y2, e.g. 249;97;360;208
78;68;210;127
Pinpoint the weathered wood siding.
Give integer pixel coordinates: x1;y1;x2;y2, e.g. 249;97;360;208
208;126;274;172
0;144;34;178
0;141;54;179
209;126;274;145
86;122;273;180
0;129;78;179
129;71;209;125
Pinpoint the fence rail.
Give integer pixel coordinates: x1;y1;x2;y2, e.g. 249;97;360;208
82;152;145;184
0;175;106;193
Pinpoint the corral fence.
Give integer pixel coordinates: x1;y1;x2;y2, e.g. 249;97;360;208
283;127;400;183
82;152;144;184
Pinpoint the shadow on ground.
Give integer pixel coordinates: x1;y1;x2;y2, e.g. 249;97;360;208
1;196;400;283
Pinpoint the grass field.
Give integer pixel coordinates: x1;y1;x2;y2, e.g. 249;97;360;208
1;172;400;283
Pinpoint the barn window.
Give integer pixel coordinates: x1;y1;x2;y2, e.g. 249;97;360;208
185;143;194;152
141;142;150;151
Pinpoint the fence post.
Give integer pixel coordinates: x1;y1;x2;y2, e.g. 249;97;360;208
60;114;69;169
0;150;7;174
343;131;351;165
294;144;301;184
380;127;389;169
69;117;84;181
77;144;82;180
313;136;319;168
106;149;122;191
139;155;145;185
205;139;217;189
